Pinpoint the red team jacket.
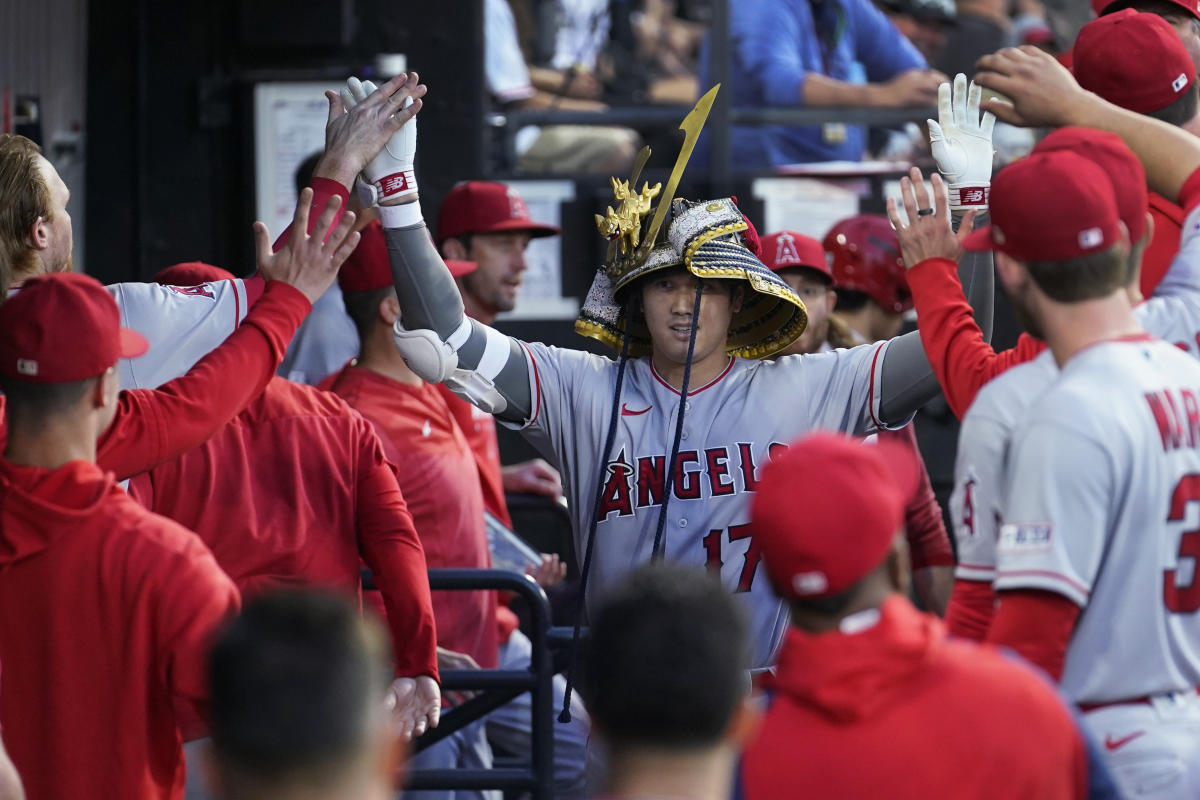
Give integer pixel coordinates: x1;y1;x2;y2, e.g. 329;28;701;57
128;377;439;683
323;365;499;669
0;460;240;800
740;597;1090;800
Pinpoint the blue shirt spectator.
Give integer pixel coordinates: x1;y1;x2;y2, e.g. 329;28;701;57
701;0;938;167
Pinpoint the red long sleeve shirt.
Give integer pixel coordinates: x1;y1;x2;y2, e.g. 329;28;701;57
0;460;240;800
878;425;953;570
127;378;438;683
323;365;499;669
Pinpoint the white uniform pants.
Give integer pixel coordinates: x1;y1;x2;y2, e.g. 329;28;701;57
1082;691;1200;799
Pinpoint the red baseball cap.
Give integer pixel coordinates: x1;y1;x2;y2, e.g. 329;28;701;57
962;151;1124;261
1074;9;1196;114
341;220;475;294
750;433;919;599
1092;0;1200;22
152;261;236;286
1033;127;1148;244
436;181;560;245
761;230;833;282
0;272;148;383
823;215;912;313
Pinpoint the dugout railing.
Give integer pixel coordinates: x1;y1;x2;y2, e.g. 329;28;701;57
362;567;559;799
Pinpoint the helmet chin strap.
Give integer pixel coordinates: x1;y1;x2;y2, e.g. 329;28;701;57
651;281;704;561
558;299;635;724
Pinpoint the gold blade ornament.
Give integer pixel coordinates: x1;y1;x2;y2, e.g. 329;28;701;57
635;83;720;263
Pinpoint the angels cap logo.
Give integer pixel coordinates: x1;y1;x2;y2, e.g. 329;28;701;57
1174;73;1189;93
507;187;531;220
774;232;801;266
1078;227;1104;249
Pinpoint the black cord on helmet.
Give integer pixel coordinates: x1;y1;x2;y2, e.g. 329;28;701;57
650;280;703;561
558;299;634;723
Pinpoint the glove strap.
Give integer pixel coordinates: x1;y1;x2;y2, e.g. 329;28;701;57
374;169;418;202
948;183;989;212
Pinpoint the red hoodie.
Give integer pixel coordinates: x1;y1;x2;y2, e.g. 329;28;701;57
741;596;1089;800
0;459;239;800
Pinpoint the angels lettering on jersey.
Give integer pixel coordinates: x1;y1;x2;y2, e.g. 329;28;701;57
596;441;788;520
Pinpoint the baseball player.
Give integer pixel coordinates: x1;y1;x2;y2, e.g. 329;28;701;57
336;74;994;671
131;263;441;748
433;180;565;517
943;125;1200;639
964;52;1200;788
905;14;1198;422
762;226;954;614
739;432;1112;799
825;214;914;343
0;273;241;800
760;230;852;355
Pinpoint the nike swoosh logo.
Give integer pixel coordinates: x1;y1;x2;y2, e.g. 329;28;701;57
621;404;652;416
1104;731;1146;751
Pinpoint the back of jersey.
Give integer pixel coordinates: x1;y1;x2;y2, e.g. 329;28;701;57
999;336;1200;704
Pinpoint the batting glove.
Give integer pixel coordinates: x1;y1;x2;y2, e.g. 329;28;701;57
928;73;995;214
341;76;417;206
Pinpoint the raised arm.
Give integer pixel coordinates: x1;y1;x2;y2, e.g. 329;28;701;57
96;193;361;480
877;169;994;424
975;46;1200;203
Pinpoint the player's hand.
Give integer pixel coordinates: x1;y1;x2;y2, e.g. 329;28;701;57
254;188;360;303
314;72;426;191
974;46;1094;129
340;76;421;206
886;167;978;268
387;675;441;742
502;459;564;501
876;69;946;108
527;553;567;589
928;74;995;214
436;647;481;706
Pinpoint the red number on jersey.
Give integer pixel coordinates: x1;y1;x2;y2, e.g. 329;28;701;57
701;524;762;593
1164;473;1200;613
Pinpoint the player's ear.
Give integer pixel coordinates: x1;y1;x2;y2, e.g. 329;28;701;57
27;215;50;251
827;288;837;312
731;284;745;314
1140;212;1154;249
441;238;467;262
378;293;401;326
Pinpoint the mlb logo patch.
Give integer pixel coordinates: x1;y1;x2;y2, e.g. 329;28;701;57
792;571;828;596
1078;227;1104;249
16;359;37;376
998;522;1053;553
1174;73;1189;93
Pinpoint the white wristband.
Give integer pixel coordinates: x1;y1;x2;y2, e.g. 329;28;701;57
379;202;425;229
948;183;990;211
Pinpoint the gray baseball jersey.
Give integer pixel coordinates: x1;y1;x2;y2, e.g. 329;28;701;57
952;204;1200;583
510;339;902;668
108;278;255;390
999;336;1200;704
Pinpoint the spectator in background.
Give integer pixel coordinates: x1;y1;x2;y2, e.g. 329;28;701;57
875;0;956;63
936;0;1049;78
275;151;361;385
206;590;404;800
582;565;759;800
704;0;945;167
486;0;639;173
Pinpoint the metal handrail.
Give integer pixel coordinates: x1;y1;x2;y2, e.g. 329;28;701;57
363;568;555;798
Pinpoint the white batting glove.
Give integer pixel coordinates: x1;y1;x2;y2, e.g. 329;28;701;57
341;77;418;205
928;73;995;214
